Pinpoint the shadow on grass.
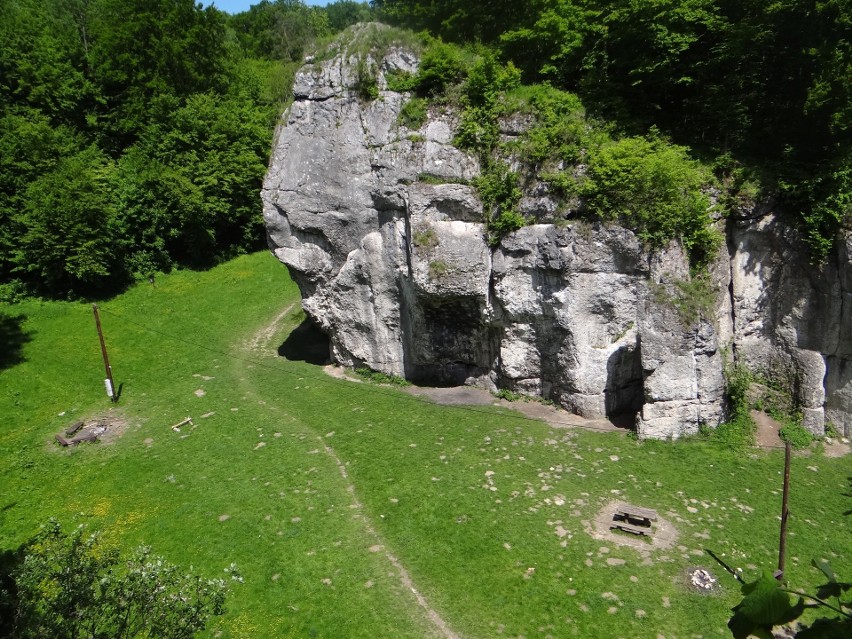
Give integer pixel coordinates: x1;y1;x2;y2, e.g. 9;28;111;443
278;318;330;366
0;311;32;371
0;543;25;636
706;548;746;584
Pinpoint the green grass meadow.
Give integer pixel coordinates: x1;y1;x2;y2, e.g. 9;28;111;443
1;252;849;638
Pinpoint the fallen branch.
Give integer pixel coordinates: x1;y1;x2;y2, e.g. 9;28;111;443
171;417;193;431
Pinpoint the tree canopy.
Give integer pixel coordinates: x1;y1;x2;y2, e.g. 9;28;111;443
2;0;848;299
0;0;370;299
375;0;852;258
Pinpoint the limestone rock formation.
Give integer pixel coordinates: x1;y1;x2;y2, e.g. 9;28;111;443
725;215;852;435
263;28;851;438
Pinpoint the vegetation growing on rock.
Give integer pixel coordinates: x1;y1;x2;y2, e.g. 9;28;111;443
375;0;852;262
391;34;721;265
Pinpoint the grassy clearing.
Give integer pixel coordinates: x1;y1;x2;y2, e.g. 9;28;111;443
1;251;850;638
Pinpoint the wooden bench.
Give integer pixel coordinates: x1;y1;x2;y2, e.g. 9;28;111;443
610;503;658;537
610;521;654;536
615;504;658;523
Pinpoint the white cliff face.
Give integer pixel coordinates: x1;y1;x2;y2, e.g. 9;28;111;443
263;31;851;438
725;215;852;435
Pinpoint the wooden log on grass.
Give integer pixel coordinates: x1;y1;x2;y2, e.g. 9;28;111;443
70;430;99;444
65;421;84;436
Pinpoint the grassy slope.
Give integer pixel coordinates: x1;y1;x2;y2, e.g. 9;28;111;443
1;251;849;638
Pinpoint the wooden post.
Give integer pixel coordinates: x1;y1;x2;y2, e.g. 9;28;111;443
777;440;791;580
92;304;116;402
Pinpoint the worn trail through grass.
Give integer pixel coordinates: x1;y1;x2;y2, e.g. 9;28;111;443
236;301;461;639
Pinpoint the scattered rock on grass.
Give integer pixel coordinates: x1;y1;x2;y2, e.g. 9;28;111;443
687;567;717;592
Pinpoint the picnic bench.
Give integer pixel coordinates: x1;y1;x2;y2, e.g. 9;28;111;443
610;503;658;537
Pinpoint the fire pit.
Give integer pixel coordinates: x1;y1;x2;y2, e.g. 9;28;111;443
688;567;717;592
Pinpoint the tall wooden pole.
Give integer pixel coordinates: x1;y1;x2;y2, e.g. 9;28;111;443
777;440;791;580
92;304;116;402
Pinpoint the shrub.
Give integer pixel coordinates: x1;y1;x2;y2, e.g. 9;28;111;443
474;163;522;218
354;367;409;386
413;40;466;96
725;362;753;417
779;418;814;449
455;55;521;156
797;157;852;262
4;520;237;639
702;361;755;448
473;163;528;246
385;69;417;92
487;210;527;246
465;53;521;109
540;170;580;198
581;135;721;267
494;388;523;402
503;84;590;165
454;105;500;151
354;56;379;101
399;97;428;129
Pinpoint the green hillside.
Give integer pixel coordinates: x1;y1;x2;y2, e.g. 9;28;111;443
1;252;848;637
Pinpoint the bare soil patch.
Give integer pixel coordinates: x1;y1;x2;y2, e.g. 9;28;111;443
409;384;625;433
752;409;849;457
822;437;850;457
49;409;130;451
585;500;678;557
752;409;783;449
324;364;360;381
245;303;296;354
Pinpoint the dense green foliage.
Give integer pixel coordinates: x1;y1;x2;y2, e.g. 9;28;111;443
375;0;852;260
581;135;721;263
1;520;235;639
5;0;848;298
779;419;816;450
0;0;370;299
728;562;851;639
702;361;756;448
398;36;720;263
472;163;525;246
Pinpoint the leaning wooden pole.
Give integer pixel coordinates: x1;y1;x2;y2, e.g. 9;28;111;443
777;440;791;580
92;304;116;402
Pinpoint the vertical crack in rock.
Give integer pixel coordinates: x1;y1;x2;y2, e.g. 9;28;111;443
726;217;738;360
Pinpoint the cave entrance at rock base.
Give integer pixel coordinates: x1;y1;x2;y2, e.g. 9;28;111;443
278;317;331;365
407;362;488;388
604;343;644;429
